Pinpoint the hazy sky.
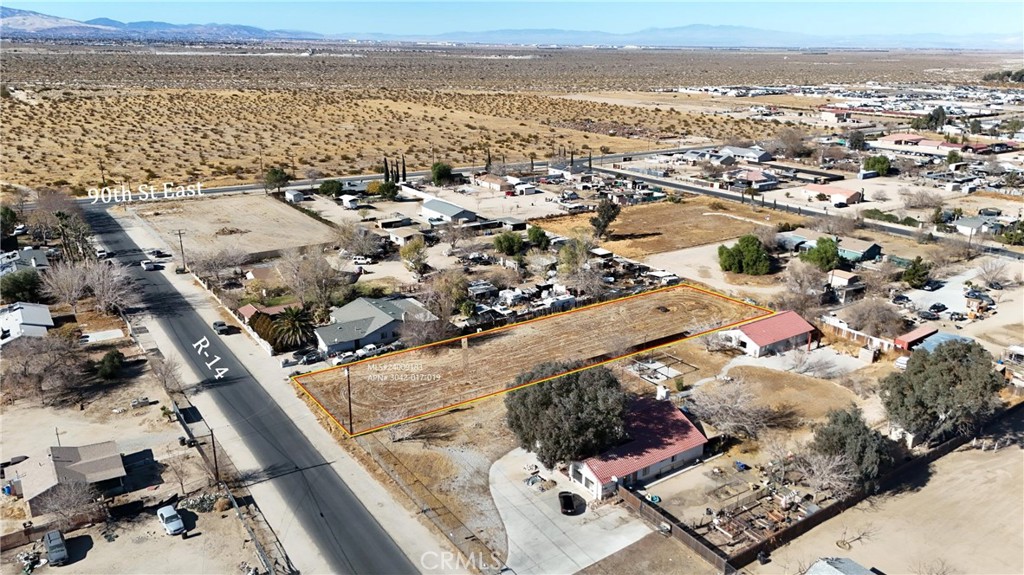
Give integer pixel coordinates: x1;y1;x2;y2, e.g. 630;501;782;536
8;1;1024;36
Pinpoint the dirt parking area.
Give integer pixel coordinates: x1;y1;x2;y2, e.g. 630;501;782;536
1;496;258;574
133;193;336;256
296;285;765;434
753;414;1024;575
534;197;804;259
577;532;719;575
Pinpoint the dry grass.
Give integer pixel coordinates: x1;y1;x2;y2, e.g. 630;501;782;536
2;46;1008;190
725;365;858;422
295;285;763;434
1;87;763;189
534;197;804;258
577;532;719;575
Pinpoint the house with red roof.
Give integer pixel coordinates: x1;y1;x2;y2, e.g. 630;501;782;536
567;398;707;500
720;311;817;358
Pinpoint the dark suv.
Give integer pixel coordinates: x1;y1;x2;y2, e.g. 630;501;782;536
43;530;68;566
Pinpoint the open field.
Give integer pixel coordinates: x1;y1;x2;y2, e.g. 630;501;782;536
753;413;1024;575
535;197;805;259
0;87;764;190
295;285;767;434
725;365;858;422
133;193;336;256
2;46;1010;189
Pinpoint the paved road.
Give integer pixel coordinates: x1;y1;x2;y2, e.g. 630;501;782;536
84;205;417;575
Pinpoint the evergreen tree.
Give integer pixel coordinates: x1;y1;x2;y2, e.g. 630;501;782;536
383;157;390;183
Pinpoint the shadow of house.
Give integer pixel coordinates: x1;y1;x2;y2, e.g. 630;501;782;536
567;398;708;500
23;441;127;517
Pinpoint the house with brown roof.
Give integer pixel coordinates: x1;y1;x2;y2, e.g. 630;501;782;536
567;398;707;500
22;441;127;516
236;302;301;324
721;311;817;357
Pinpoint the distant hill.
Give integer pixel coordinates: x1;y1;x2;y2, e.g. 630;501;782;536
0;6;1017;49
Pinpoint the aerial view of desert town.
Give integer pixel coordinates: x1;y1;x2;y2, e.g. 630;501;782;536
0;1;1022;574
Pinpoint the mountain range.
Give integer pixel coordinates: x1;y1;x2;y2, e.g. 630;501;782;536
0;6;1017;49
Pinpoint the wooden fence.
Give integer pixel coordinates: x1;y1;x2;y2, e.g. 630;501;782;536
617;486;736;574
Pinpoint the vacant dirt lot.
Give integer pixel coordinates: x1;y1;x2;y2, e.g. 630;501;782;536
578;532;719;575
296;285;765;434
535;197;804;259
754;414;1024;575
133;193;336;256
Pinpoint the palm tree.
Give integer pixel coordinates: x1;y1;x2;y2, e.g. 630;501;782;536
272;306;315;349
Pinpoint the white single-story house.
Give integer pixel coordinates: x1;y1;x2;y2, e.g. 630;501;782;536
568;398;707;500
721;311;816;358
314;297;436;355
827;269;859;288
388;227;424;246
338;194;360;209
421;199;476;223
0;302;54;348
719;145;773;163
285;190;304;203
473;173;514;193
513;183;538;195
954;216;1007;237
803;183;863;205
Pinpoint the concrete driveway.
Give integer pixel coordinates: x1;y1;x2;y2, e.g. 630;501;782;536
489;448;651;575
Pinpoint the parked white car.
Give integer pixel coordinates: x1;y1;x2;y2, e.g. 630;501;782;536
140;259;155;271
352;256;374;265
157;505;185;536
331;351;356;366
355;344;379;358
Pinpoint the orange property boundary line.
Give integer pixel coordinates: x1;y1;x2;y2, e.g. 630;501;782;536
292;282;774;437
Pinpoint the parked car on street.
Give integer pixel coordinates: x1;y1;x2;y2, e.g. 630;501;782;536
140;259;156;271
212;321;229;335
157;505;185;536
833;202;848;209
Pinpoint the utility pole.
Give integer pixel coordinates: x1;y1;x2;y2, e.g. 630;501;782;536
174;230;187;270
345;367;353;435
55;427;61;447
210;428;219;483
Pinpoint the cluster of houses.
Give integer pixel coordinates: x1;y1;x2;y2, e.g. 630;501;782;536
1;248;57;348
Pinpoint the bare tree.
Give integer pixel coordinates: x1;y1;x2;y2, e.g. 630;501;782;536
162;454;198;496
941;234;980;262
754;225;781;253
976;259;1007;285
304;167;323;189
1;334;85;403
871;190;890;202
85;260;138;314
810;215;859;236
911;558;960;575
440;223;473;252
151;355;185;394
900;188;943;210
777;127;809;158
379;407;416;442
191;245;249;282
793;451;857;500
42;260;90;314
845;299;906;338
774;260;826;317
564;267;606;296
689;379;772;439
335;221;381;257
861;260;899;297
34;481;100;530
397;316;458;350
835;523;878;550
